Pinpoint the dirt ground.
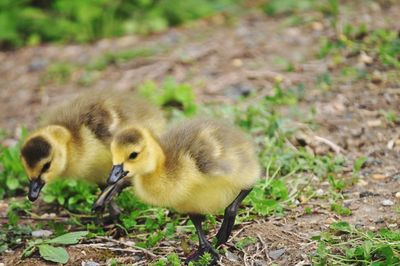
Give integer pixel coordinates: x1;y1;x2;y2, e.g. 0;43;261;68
1;1;399;265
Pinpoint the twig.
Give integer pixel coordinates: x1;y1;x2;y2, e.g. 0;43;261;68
94;236;157;257
314;135;342;154
75;243;157;258
256;234;271;262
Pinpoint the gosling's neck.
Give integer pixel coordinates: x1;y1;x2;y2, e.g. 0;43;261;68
134;135;171;200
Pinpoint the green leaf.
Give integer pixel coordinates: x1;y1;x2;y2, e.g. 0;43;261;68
353;156;367;173
22;245;37;258
46;231;88;245
38;244;69;264
6;177;19;190
330;221;352;233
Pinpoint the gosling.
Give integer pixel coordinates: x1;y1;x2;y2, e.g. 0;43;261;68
20;90;166;214
100;118;260;263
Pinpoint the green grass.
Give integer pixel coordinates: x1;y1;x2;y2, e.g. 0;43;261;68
318;25;400;69
312;221;400;265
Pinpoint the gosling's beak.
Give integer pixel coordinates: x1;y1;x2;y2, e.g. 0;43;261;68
107;164;128;185
28;178;45;201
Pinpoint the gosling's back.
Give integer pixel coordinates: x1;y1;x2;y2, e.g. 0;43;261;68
161;118;260;188
41;90;165;142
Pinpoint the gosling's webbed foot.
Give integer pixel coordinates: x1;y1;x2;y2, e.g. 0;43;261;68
185;245;219;265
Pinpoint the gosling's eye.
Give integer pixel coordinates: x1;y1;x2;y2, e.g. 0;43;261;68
42;162;51;172
129;152;139;160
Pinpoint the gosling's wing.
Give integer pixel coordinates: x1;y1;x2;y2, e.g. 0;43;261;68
162;118;248;177
39;91;114;141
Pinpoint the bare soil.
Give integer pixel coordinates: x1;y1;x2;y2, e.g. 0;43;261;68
1;1;399;265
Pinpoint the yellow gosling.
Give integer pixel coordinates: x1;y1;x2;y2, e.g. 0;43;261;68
20;90;166;207
105;118;260;264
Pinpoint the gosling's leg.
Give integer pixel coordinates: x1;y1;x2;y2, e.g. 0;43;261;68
215;188;252;247
186;214;219;265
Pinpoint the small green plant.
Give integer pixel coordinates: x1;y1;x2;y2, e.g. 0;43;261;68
188;252;213;266
318;26;400;69
42;179;99;214
353;156;367;176
328;174;346;192
0;223;32;254
87;48;155;71
246;178;288;216
139;78;197;117
7;199;32;225
312;221;400;265
330;203;352;216
234;236;257;249
22;231;88;264
381;110;399;124
0;129;28;199
43;62;74;84
152;253;182;266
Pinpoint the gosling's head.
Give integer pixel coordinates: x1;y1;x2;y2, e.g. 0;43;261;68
108;127;160;185
21;125;71;201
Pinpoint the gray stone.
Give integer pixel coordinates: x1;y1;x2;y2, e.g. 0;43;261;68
82;261;100;266
381;199;394;206
268;248;286;260
31;230;53;238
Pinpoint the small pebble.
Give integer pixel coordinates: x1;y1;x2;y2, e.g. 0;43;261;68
32;230;53;238
359;191;377;198
231;58;243;67
254;260;267;266
82;262;100;266
388;224;398;228
372;174;387;180
381;199;394;206
357;179;368;186
359;52;373;65
367;120;382;127
395;192;400;199
316;189;324;196
268;248;286;260
225;250;239;262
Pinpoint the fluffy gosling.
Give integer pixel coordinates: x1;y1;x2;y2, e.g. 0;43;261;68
99;118;260;263
20;90;165;206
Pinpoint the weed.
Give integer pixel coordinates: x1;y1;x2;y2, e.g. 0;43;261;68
22;231;88;264
318;26;400;69
43;62;74;84
0;223;32;254
42;179;99;214
312;221;400;265
234;236;257;249
7;199;32;226
87;48;156;71
330;203;352;216
380;110;399;124
0;128;28;199
139;78;197;118
151;253;181;266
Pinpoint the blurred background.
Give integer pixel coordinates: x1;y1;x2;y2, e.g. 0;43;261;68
1;0;399;265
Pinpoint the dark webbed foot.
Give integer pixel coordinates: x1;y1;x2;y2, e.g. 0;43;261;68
187;214;219;266
216;189;252;247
